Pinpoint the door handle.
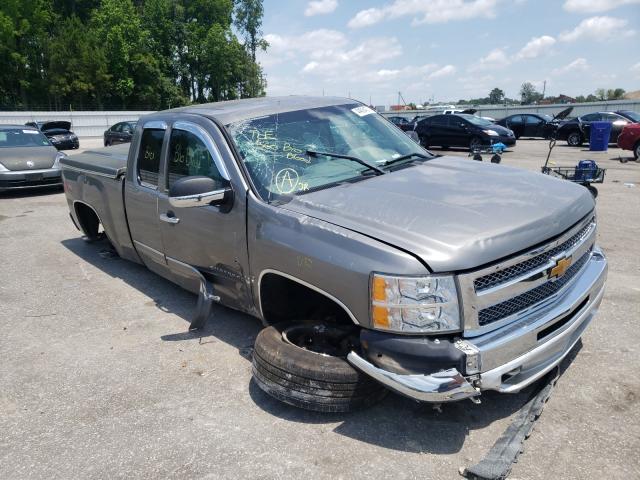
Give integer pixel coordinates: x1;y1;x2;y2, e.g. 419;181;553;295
160;213;180;224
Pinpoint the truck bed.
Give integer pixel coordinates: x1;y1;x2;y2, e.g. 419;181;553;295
60;144;129;179
60;143;140;264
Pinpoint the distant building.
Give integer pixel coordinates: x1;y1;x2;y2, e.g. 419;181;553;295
389;104;411;111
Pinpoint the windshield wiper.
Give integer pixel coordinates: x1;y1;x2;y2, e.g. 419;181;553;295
306;150;385;175
382;152;431;167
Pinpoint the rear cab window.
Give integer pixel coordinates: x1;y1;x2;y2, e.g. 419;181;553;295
137;128;165;188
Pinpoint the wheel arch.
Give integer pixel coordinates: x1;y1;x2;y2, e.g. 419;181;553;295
73;200;103;241
257;269;360;327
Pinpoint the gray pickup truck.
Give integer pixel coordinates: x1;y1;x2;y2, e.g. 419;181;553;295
60;96;607;412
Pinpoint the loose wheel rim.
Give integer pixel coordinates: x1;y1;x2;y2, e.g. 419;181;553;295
282;323;359;358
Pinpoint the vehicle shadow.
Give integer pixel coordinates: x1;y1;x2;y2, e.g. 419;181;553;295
248;340;582;455
59;237;263;354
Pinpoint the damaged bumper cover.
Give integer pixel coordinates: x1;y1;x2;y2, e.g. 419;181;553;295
348;247;607;402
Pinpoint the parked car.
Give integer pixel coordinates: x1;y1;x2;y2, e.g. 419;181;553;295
0;125;67;192
614;110;640;124
104;121;137;146
555;112;630;146
496;107;573;139
414;113;516;150
25;121;79;150
617;123;640;160
387;116;409;127
60;96;606;412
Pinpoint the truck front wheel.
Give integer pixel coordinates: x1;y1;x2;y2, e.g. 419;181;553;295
252;323;387;412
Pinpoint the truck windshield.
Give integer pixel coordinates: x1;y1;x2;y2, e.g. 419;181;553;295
0;129;51;148
227;103;431;202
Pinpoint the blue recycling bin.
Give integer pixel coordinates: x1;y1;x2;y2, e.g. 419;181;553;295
589;121;612;151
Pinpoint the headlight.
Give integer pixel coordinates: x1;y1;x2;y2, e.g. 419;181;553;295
53;151;67;168
371;273;461;333
483;129;499;136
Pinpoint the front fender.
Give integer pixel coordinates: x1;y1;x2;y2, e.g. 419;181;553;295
247;194;429;328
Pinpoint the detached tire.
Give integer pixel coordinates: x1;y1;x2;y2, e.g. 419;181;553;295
252;323;387;412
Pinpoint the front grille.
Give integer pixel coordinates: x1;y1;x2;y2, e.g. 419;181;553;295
478;250;591;326
474;220;594;292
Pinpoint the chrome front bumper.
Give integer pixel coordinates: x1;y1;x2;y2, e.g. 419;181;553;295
348;247;607;402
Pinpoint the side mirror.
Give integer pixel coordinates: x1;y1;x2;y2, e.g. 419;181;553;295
169;176;233;209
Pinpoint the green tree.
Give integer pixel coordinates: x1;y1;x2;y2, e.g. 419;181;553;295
48;15;110;109
606;88;625;100
520;82;542;105
234;0;267;62
488;87;505;104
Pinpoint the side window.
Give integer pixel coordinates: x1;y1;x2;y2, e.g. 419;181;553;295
430;116;449;126
166;128;224;190
524;115;540;124
137;128;165;188
113;123;122;132
581;113;600;122
509;115;523;124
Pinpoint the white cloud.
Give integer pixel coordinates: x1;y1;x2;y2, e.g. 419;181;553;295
551;57;589;75
515;35;556;60
428;65;457;79
559;16;634;42
631;62;640;78
468;48;510;71
348;0;499;28
563;0;640;13
304;0;338;17
301;37;403;76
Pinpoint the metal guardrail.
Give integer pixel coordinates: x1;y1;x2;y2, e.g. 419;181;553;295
380;99;640;120
0;110;155;137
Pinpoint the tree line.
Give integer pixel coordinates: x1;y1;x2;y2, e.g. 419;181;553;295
0;0;267;111
457;84;628;106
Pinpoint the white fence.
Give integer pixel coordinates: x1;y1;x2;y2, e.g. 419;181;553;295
380;99;640;120
0;111;155;137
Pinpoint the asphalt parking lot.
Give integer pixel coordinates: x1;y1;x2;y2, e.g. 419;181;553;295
1;139;639;480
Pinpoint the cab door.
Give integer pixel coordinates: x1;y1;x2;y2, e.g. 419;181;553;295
156;118;250;310
124;121;173;279
523;115;543;137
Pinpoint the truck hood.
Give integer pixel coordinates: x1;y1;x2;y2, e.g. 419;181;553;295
0;146;58;170
282;156;594;272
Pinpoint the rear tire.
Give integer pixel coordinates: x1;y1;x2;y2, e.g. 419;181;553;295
252;323;387;413
634;141;640;161
567;132;583;147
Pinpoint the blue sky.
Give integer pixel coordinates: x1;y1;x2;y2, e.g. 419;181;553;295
258;0;640;106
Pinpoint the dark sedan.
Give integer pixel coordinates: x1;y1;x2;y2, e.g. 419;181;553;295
0;125;66;191
25;121;79;150
414;113;516;151
615;110;640;123
555;112;631;146
104;121;137;146
496;107;573;139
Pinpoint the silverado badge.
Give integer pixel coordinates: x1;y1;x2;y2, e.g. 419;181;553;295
549;256;572;280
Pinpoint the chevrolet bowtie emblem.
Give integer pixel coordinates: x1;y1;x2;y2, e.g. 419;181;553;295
549;256;572;279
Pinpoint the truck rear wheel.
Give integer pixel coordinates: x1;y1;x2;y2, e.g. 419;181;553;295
252;323;387;412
